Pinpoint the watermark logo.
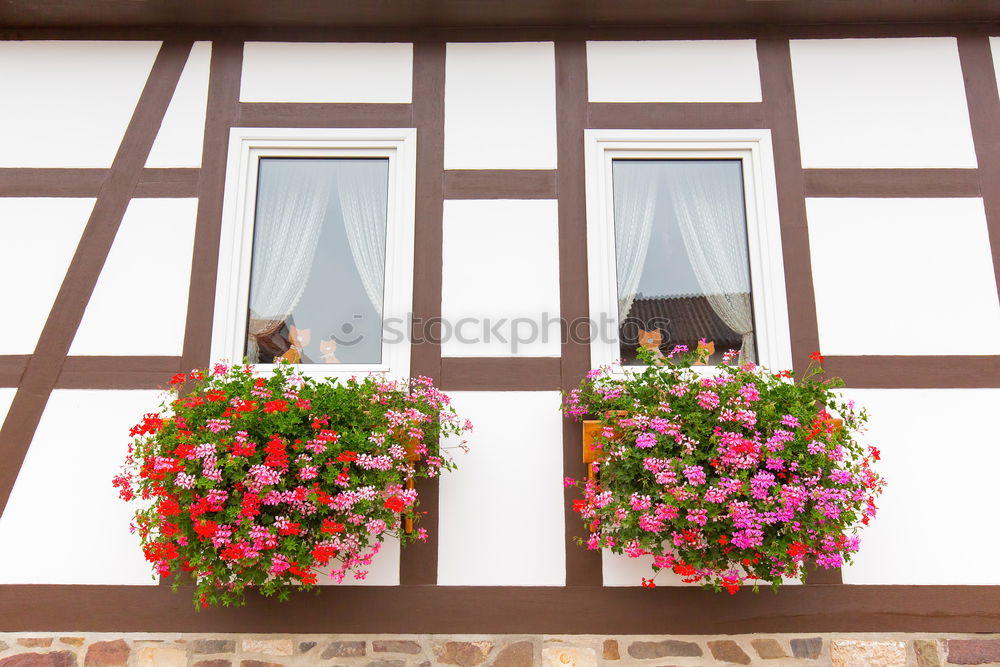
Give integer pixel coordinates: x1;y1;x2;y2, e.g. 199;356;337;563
328;312;673;354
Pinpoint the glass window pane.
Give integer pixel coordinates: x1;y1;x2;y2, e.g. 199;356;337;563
245;157;389;365
612;159;756;365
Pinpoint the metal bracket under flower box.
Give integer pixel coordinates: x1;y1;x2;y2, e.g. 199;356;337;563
582;420;604;482
403;437;421;534
581;411;627;482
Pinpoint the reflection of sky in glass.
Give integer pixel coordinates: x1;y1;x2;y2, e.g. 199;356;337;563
612;159;753;364
614;159;747;299
247;158;389;365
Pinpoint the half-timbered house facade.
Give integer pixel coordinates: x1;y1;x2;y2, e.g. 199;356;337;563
1;2;999;664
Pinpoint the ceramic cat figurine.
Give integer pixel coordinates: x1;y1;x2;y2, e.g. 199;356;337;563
319;338;340;364
277;326;310;364
694;339;715;366
638;328;665;362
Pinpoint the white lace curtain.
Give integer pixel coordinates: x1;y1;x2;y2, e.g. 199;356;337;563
247;161;333;361
336;161;388;315
668;162;756;361
247;159;388;361
613;162;659;321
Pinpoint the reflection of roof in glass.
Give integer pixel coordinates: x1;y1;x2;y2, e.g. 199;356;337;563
624;294;746;349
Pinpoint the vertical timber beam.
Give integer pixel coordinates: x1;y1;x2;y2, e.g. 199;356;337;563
958;36;1000;300
556;40;602;586
757;38;841;585
179;41;244;373
401;40;446;585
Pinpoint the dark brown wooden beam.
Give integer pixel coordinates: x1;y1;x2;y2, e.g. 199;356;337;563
4;2;1000;33
803;168;982;197
400;41;447;587
587;102;765;130
758;40;823;378
556;40;603;588
55;356;181;389
178;42;243;375
0;168;201;197
0;356;30;388
439;357;561;391
443;170;558;199
826;355;1000;389
1;584;999;634
0;169;107;197
238;102;412;128
958;36;1000;306
134;168;201;198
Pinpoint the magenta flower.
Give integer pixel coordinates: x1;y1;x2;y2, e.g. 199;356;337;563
635;432;657;449
683;465;707;486
696;391;720;410
561;346;885;595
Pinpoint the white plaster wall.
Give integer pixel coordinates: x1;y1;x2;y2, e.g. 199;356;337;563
146;41;212;168
603;551;697;587
0;389;162;584
441;200;561;357
807;198;1000;356
315;537;400;586
0;198;94;355
603;551;801;587
586;40;761;103
790;38;977;168
0;41;160;167
240;42;413;103
991;37;1000;97
437;391;565;585
841;389;1000;584
444;42;557;169
0;389;16;428
71;198;198;356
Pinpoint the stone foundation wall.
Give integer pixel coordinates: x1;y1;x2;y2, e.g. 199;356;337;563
1;633;999;667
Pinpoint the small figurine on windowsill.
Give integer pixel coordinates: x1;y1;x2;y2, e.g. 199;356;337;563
638;328;665;363
319;338;341;364
693;339;715;366
277;326;310;364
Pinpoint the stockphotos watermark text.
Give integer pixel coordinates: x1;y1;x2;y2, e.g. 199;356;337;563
328;312;672;354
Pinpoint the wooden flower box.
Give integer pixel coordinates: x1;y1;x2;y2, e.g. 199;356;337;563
581;410;627;481
403;436;421;533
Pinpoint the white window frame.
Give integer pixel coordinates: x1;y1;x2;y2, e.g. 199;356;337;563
211;127;417;379
584;128;793;373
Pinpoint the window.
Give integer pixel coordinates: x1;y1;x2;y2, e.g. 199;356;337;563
584;129;792;371
212;128;417;378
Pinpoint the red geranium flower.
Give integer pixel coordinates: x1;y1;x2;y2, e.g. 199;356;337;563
129;413;165;437
322;519;345;534
278;521;302;536
787;542;807;559
194;520;218;540
312;545;338;565
158;497;180;517
116;361;472;608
